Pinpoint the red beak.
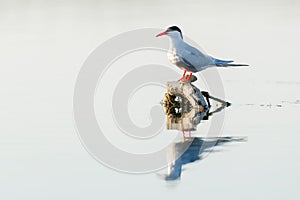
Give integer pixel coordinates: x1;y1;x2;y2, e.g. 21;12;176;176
156;31;167;37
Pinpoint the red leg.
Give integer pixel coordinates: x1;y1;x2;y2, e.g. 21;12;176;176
178;70;187;81
187;73;193;81
178;71;193;83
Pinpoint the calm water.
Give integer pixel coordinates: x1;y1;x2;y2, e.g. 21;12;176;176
0;1;299;199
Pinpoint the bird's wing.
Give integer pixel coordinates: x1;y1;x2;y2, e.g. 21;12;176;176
179;57;198;73
179;43;215;71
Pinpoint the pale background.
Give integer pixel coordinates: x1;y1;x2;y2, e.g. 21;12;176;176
0;0;299;199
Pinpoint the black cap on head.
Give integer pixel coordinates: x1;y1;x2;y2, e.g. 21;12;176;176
166;26;183;39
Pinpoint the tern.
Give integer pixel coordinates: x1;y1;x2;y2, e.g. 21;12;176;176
156;26;248;82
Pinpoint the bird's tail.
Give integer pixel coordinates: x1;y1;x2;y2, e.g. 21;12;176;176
213;58;249;67
216;63;249;67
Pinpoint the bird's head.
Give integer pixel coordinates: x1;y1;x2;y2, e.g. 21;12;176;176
156;26;183;40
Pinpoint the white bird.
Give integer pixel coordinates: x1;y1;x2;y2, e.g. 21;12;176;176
156;26;248;82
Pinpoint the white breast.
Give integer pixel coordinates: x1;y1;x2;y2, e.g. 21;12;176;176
167;48;181;65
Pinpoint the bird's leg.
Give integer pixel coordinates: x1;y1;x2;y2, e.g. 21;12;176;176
178;70;187;81
182;70;186;77
178;71;193;82
186;72;193;81
182;130;187;141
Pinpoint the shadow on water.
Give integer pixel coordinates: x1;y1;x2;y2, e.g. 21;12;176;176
160;81;246;181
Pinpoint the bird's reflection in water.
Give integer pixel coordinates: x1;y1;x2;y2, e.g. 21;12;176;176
164;136;246;180
162;82;246;181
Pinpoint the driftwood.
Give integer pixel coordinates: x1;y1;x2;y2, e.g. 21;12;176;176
163;81;208;131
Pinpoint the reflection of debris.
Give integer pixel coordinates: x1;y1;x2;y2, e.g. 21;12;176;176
163;81;208;132
201;91;231;108
162;81;231;137
200;91;231;120
242;100;300;107
281;100;300;105
258;103;282;108
164;92;192;117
